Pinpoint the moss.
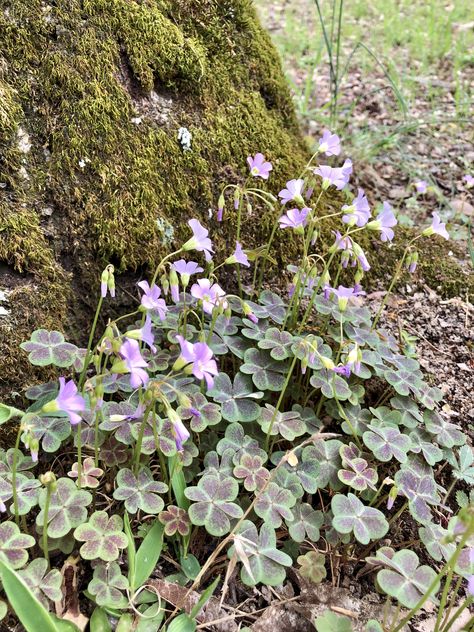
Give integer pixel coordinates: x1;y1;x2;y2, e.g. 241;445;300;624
0;0;308;399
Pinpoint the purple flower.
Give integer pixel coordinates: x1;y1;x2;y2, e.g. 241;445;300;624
100;265;115;299
141;315;156;353
423;212;449;240
414;180;427;194
278;179;305;205
318;129;341;156
367;202;397;242
279;207;310;231
137;281;167;320
247;153;273;179
119;339;149;389
172;260;203;287
175;336;218;390
314;163;350;190
191;342;219;389
464;174;474;188
328;285;365;311
183;219;214;261
467;575;474;597
333;231;370;272
173;417;190;451
333;364;351;377
42;377;86;425
342;188;371;227
226;241;250;267
191;278;227;314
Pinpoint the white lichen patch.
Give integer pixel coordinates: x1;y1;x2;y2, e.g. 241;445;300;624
17;127;32;153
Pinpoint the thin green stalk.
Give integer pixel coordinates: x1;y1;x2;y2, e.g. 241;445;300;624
11;426;22;526
297;249;338;334
133;408;151;474
264;355;298;452
78;296;103;390
76;423;82;488
391;525;473;632
439;575;463;632
42;485;53;569
441;600;473;632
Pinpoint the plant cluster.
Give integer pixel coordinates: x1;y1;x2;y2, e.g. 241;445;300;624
0;136;473;631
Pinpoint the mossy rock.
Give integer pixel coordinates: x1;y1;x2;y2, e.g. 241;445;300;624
0;0;472;404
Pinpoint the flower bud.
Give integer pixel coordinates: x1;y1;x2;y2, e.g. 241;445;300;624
366;219;381;232
311;228;319;245
170;268;179;303
100;265;115;299
354;268;364;284
40;471;57;490
242;302;258;324
217;193;225;222
178;393;192;409
160;273;169;296
387;485;398;510
320;355;335;370
408;251;418;274
233;188;240;210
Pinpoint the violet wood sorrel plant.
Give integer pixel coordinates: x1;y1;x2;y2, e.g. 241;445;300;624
0;136;472;631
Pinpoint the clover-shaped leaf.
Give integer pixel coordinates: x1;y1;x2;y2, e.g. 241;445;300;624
208;373;263;423
338;458;378;492
202;449;235;480
376;549;439;608
228;520;292;586
254;482;296;528
331;493;389;544
297;550;327;583
241;317;270;340
0;521;35;569
315;611;353;632
159;505;191;536
286;503;323;543
390;396;423;428
99;437;129;466
20;329;78;367
216;423;266;465
88;562;129;608
177;392;221;432
384;368;422;396
68;457;103;488
240;348;288;391
185;475;243;537
408;428;443;466
18;558;62;607
0;473;41;516
418;523;456;562
395;458;440;524
36;478;92;538
113;467;167;514
24;415;71;453
310;370;351;401
258;404;306;441
451;445;474;484
424;410;465;448
246;290;286;324
233;454;269;492
0;448;36;477
306;439;343;490
363;425;411;463
73;511;128;561
258;327;294;360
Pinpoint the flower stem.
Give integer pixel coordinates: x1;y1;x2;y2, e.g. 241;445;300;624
42;485;53;569
78;296;103;390
264;355;298;452
11;425;22;526
134;408;151;474
76;423;82;488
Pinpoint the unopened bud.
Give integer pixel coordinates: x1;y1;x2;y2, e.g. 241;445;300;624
40;472;57;489
100;264;115;299
170;268;179;303
160;273;169;296
233;188;240;210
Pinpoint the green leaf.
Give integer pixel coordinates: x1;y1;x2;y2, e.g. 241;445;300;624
0;404;23;424
189;575;220;619
20;329;78;367
73;511;128;562
0;558;63;632
134;520;165;590
181;553;201;580
315;610;353;632
167;613;197;632
297;550;326;583
90;607;112;632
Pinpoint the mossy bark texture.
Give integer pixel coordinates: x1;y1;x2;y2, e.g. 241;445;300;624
0;0;472;401
0;0;308;398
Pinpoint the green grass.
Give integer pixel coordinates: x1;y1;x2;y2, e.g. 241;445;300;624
256;0;474;123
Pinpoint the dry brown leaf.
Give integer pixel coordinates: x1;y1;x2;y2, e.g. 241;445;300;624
450;198;474;216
